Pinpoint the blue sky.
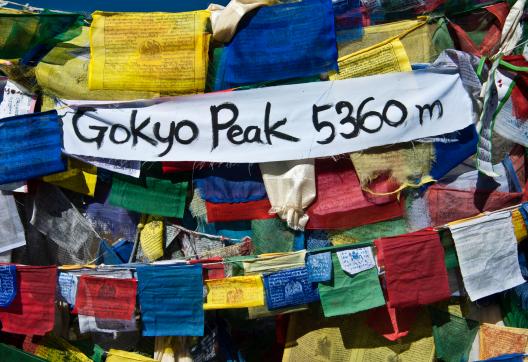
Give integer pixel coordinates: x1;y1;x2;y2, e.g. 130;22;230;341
25;0;230;13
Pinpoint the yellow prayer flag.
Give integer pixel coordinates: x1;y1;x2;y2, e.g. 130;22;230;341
106;349;157;362
512;209;528;242
89;11;211;93
34;336;92;362
479;323;528;360
204;275;264;310
43;158;97;196
140;215;164;261
330;39;412;80
242;250;306;275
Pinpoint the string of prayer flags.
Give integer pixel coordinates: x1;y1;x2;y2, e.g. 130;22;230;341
0;266;57;335
215;0;338;89
0;110;64;185
203;275;264;310
318;252;385;317
375;229;451;308
306;252;332;283
263;267;319;310
106;349;157;362
74;275;137;320
430;306;479;362
136;265;204;336
194;164;267;203
479;323;528;360
0;264;16;307
306;158;404;229
0;191;26;253
89;11;211;93
259;160;316;230
108;174;188;218
449;211;526;301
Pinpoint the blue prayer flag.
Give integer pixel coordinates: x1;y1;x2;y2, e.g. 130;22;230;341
0;265;16;307
136;264;204;336
306;252;332;283
216;0;338;89
194;164;267;203
57;272;78;308
0;110;65;185
478;353;526;362
263;267;319;310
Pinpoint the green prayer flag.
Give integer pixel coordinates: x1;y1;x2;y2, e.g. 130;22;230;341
501;291;528;329
329;218;408;245
109;174;188;218
0;12;83;62
251;218;295;254
429;307;479;362
0;343;47;362
318;253;385;317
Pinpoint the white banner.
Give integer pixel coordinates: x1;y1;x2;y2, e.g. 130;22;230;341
61;70;474;163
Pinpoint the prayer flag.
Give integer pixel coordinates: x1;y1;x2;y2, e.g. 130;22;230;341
263;267;319;310
0;265;57;335
204;275;264;309
136;265;204;336
0;264;16;307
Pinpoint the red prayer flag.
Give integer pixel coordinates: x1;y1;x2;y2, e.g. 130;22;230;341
205;198;274;222
375;229;450;308
75;275;137;320
0;265;57;336
306;158;404;229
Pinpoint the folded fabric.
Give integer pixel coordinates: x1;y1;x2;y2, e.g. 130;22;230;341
0;265;57;335
170;223;251;260
350;141;433;193
204;275;264;309
479;323;528;360
306;252;332;283
75;275;136;320
136;265;204;336
42;158;97;197
109;174;188;218
0;110;65;184
375;229;451;307
318;252;385;317
449;211;525;301
259;160;316;230
84;202;139;243
0;264;16;307
263;267;319;310
428;124;479;183
208;0;274;43
89;11;211;94
306;158;404;229
0;191;26;253
195;164;267;204
215;0;337;89
430;307;479;362
205;198;274;223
